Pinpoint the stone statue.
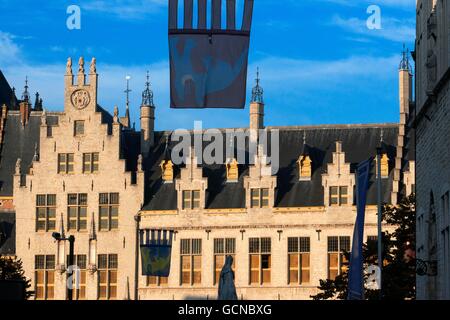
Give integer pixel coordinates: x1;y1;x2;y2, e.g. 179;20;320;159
90;57;97;74
218;255;238;300
66;57;72;75
426;49;437;93
78;57;85;74
113;106;119;122
15;158;22;175
138;154;143;171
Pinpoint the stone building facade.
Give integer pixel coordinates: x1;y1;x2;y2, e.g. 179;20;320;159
415;0;450;300
0;51;414;300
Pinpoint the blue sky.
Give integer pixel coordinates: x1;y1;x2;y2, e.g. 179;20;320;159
0;0;415;130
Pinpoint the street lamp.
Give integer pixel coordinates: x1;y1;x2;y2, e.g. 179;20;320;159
52;232;75;301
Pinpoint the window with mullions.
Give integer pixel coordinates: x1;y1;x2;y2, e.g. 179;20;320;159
213;238;236;285
146;275;168;287
288;237;311;285
250;188;269;208
98;254;118;300
249;237;271;285
66;255;87;300
83;153;99;173
329;186;348;206
68;194;87;231
99;193;119;231
74;120;85;136
180;239;202;286
182;190;200;210
36;194;56;232
58;153;74;174
35;255;55;300
327;236;350;280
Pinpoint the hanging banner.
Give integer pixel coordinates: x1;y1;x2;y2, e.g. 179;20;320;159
347;157;373;300
140;229;174;277
169;0;254;109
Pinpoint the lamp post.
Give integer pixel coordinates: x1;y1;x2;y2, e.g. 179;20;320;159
52;232;75;301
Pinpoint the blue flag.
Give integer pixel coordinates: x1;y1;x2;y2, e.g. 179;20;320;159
169;0;254;109
140;230;174;277
347;157;373;300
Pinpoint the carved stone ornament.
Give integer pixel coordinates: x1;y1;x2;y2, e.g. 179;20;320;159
71;89;91;110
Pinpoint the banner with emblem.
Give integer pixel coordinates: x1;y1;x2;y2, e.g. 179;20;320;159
169;0;254;109
140;229;174;277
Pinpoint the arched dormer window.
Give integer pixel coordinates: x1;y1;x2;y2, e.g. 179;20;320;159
160;160;174;183
298;155;312;181
226;158;239;182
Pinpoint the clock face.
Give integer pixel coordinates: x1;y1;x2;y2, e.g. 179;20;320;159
71;90;91;110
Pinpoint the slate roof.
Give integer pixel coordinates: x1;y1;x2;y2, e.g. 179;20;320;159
0;212;16;255
0;70;15;110
0;113;42;196
142;124;399;210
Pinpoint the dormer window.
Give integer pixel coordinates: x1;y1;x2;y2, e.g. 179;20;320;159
298;155;312;181
251;188;269;208
182;190;200;210
329;186;348;206
160;159;174;182
380;154;389;178
226;159;239;182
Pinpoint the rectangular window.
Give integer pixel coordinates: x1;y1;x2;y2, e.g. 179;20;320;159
182;190;201;210
83;153;99;173
330;186;349;206
67;194;88;231
288;237;311;285
327;236;350;280
249;237;271;285
36;194;56;232
66;255;87;300
180;239;202;286
35;255;55;300
58;153;74;174
250;188;270;208
99;193;119;231
213;238;236;285
74;120;85;136
98;254;118;300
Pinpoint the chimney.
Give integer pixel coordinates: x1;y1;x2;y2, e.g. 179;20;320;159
140;71;155;156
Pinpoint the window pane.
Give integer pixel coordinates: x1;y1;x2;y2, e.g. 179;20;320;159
36;195;46;206
98;255;108;269
47;195;56;206
99;193;109;205
289;254;299;268
249;238;259;253
214;239;224;254
110;193;119;205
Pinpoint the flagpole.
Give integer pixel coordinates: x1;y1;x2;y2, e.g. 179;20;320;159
376;147;383;299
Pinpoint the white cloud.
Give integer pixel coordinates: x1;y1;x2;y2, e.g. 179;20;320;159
0;31;22;64
331;14;415;43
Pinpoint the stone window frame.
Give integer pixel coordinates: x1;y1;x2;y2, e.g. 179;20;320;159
67;193;88;232
180;238;202;286
57;153;75;174
249;237;272;286
329;186;349;206
213;238;236;285
287;237;311;285
98;193;119;231
34;255;55;300
35;194;57;232
74;120;85;136
97;254;118;300
182;190;201;210
327;236;350;280
82;152;99;174
66;254;87;300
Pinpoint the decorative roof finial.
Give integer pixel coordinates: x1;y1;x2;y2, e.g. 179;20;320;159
125;75;132;109
33;143;39;162
66;57;73;75
399;44;411;71
59;213;65;238
142;71;155;107
90;57;97;74
89;212;96;240
22;77;30;102
78;57;85;74
251;67;264;104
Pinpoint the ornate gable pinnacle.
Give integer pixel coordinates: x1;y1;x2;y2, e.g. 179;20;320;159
78;57;85;74
251;67;264;104
66;57;73;75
